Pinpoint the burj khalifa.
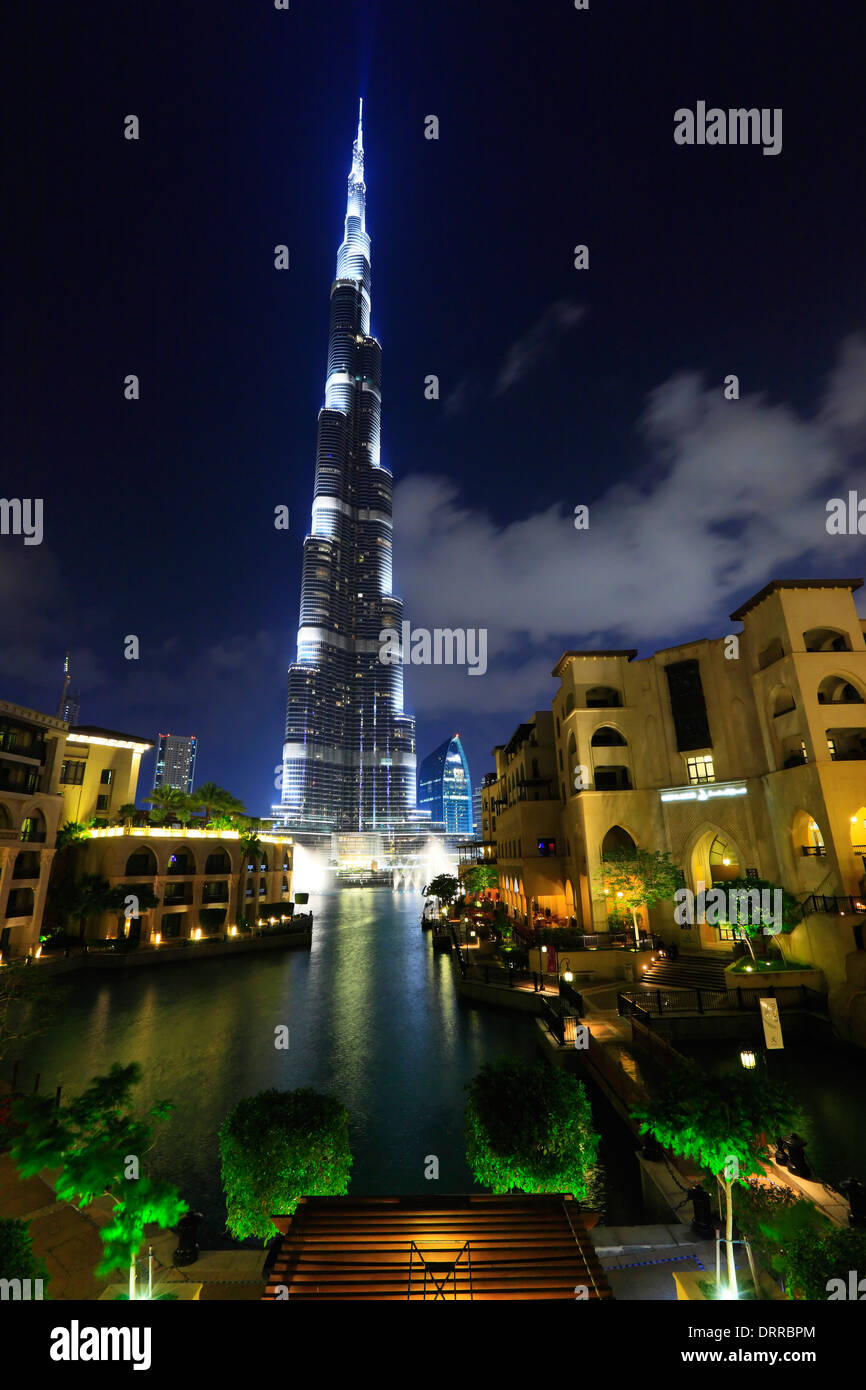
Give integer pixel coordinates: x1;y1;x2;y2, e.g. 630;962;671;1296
277;103;418;833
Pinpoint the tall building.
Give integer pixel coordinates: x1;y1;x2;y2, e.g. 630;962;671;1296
153;733;197;794
278;102;417;832
418;734;473;835
57;652;80;726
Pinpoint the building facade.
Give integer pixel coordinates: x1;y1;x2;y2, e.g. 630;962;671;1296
478;582;866;1029
153;732;197;794
278;102;417;833
61;726;154;825
0;701;67;957
418;734;473;835
78;827;293;942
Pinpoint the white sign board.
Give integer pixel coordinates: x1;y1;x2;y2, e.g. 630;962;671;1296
759;997;784;1050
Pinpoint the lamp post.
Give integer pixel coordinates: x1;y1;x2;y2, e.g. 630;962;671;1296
540;943;547;991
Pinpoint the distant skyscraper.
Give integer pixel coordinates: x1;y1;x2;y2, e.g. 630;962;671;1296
278;101;417;832
418;734;473;835
56;652;80;726
153;733;197;793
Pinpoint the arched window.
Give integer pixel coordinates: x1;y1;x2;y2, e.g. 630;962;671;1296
125;846;158;876
803;627;851;652
204;850;231;875
817;674;865;705
770;686;797;717
586;686;621;708
591;726;627;746
601;825;635;855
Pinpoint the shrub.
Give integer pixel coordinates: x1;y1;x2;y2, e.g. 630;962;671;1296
465;1057;599;1201
0;1217;49;1289
782;1226;866;1300
219;1088;352;1242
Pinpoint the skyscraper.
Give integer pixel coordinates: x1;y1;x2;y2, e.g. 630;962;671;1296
279;102;417;832
57;652;80;726
153;733;197;794
418;734;473;836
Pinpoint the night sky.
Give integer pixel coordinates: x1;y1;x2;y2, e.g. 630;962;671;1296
4;1;865;813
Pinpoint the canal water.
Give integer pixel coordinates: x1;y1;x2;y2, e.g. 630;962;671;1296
5;888;642;1246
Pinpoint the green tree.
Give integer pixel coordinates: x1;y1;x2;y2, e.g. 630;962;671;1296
734;1178;829;1283
711;878;801;962
599;848;681;946
463;864;499;896
239;829;265;865
108;884;161;940
782;1225;866;1300
49;873;115;941
0;1217;50;1290
219;1088;352;1242
9;1063;186;1295
192;782;245;825
465;1057;599;1201
55;821;89;851
145;786;195;825
422;873;460;907
115;803;138;828
632;1062;798;1298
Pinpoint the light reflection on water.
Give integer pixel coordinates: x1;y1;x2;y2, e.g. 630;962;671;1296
8;888;641;1245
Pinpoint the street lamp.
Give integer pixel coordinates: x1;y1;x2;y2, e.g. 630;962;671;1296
740;1049;756;1070
540;943;547;989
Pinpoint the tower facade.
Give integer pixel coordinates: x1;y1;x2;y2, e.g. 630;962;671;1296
418;734;473;836
279;103;417;832
153;733;197;794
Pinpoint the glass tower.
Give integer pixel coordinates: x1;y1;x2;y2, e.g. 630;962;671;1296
280;103;417;832
418;734;473;836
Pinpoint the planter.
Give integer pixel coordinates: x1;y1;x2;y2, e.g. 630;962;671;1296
724;964;825;993
673;1269;784;1301
98;1282;201;1301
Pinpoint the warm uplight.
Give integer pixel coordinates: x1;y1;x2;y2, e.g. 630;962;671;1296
35;946;42;959
740;1050;756;1070
230;925;237;937
722;857;731;866
154;932;161;946
194;928;202;940
616;891;623;899
745;965;753;972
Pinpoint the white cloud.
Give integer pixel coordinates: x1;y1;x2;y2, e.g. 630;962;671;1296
393;334;866;715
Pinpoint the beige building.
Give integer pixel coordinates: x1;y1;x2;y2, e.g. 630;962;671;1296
58;725;153;826
0;700;68;958
77;827;293;943
479;581;866;1032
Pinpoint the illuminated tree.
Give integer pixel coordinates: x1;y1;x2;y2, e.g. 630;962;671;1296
10;1063;186;1296
0;1217;49;1289
599;848;680;946
422;873;460;906
465;1057;599;1201
463;864;499;897
219;1088;353;1242
711;877;800;962
145;785;195;825
632;1063;797;1298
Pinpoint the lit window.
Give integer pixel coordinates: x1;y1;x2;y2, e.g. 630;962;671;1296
686;755;715;784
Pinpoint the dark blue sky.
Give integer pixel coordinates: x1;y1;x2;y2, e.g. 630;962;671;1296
4;0;865;811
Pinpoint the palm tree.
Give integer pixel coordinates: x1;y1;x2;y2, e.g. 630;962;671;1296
145;786;194;825
50;874;116;941
239;829;264;867
192;783;246;825
116;803;137;829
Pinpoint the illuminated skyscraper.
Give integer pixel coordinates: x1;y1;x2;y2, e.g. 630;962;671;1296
279;102;417;832
153;733;197;794
418;734;473;836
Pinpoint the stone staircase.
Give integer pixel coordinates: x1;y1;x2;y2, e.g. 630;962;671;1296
637;952;731;992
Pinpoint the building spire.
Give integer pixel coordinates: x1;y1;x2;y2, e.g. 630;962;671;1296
357;98;363;152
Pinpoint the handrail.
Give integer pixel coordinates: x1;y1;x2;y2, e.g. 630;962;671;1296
560;1198;604;1301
